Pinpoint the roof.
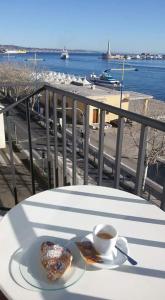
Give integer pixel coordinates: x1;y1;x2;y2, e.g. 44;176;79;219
51;82;127;98
55;82;154;105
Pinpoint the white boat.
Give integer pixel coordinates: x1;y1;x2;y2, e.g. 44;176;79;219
89;70;121;88
60;48;69;59
4;49;27;54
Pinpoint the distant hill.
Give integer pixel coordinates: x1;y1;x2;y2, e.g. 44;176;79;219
0;44;99;53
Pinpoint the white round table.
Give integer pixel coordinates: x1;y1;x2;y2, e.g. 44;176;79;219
0;185;165;300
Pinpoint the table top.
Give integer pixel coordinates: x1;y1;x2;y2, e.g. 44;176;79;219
0;185;165;300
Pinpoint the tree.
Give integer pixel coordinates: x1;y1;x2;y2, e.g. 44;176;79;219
126;98;165;191
0;62;40;101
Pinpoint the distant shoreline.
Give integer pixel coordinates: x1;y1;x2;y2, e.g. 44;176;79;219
1;44;165;56
0;45;101;54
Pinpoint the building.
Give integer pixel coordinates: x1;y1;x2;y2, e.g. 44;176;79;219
42;84;130;127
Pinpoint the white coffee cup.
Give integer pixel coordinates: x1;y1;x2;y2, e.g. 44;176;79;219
93;224;118;256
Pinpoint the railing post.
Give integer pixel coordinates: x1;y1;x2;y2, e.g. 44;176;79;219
72;99;77;185
26;99;36;194
6;112;18;204
98;109;105;186
160;182;165;211
114;117;124;188
135;124;148;196
84;105;89;185
62;95;67;185
53;93;59;187
45;89;51;189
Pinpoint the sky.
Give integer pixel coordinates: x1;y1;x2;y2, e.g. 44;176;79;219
0;0;165;53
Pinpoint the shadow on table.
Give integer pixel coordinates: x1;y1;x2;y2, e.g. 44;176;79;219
115;265;165;279
52;188;149;205
41;292;111;300
0;291;7;300
25;198;165;226
29;220;165;249
0;289;110;300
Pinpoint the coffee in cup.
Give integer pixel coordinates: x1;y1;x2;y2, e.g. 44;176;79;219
96;232;113;240
93;224;118;257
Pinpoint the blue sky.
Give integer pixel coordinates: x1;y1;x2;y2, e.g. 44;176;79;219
1;0;165;52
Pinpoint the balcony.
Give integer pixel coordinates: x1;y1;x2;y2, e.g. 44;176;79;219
0;83;165;213
0;83;165;300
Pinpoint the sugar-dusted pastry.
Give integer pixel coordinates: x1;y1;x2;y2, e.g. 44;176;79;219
40;241;73;281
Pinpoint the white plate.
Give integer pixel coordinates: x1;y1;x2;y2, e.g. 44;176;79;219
11;236;86;291
81;233;129;269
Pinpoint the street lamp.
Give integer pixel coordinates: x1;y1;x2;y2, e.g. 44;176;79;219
111;59;138;109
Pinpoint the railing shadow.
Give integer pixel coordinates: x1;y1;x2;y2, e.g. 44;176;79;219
24;198;165;226
52;187;150;204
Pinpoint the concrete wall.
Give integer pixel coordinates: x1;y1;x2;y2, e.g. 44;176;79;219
65;93;129;125
89;94;129;124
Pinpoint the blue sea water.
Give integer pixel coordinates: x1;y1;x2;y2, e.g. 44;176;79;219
0;52;165;101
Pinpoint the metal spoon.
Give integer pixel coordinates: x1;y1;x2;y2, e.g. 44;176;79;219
115;245;138;265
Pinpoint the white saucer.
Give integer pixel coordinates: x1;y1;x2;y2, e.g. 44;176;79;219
81;233;129;269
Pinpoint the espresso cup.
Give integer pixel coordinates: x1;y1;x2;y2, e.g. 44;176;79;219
93;224;118;256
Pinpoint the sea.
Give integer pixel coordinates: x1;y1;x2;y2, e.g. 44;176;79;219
0;52;165;101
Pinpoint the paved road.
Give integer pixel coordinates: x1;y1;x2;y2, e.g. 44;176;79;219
89;126;139;171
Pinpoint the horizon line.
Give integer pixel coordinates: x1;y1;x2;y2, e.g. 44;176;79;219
0;44;164;54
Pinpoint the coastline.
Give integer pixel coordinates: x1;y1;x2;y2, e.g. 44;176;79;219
0;53;165;102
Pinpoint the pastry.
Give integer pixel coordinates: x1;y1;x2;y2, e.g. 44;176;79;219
76;241;103;264
40;241;73;281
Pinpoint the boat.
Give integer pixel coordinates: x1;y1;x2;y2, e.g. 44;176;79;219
110;67;138;71
4;49;27;54
89;69;121;88
60;48;69;59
